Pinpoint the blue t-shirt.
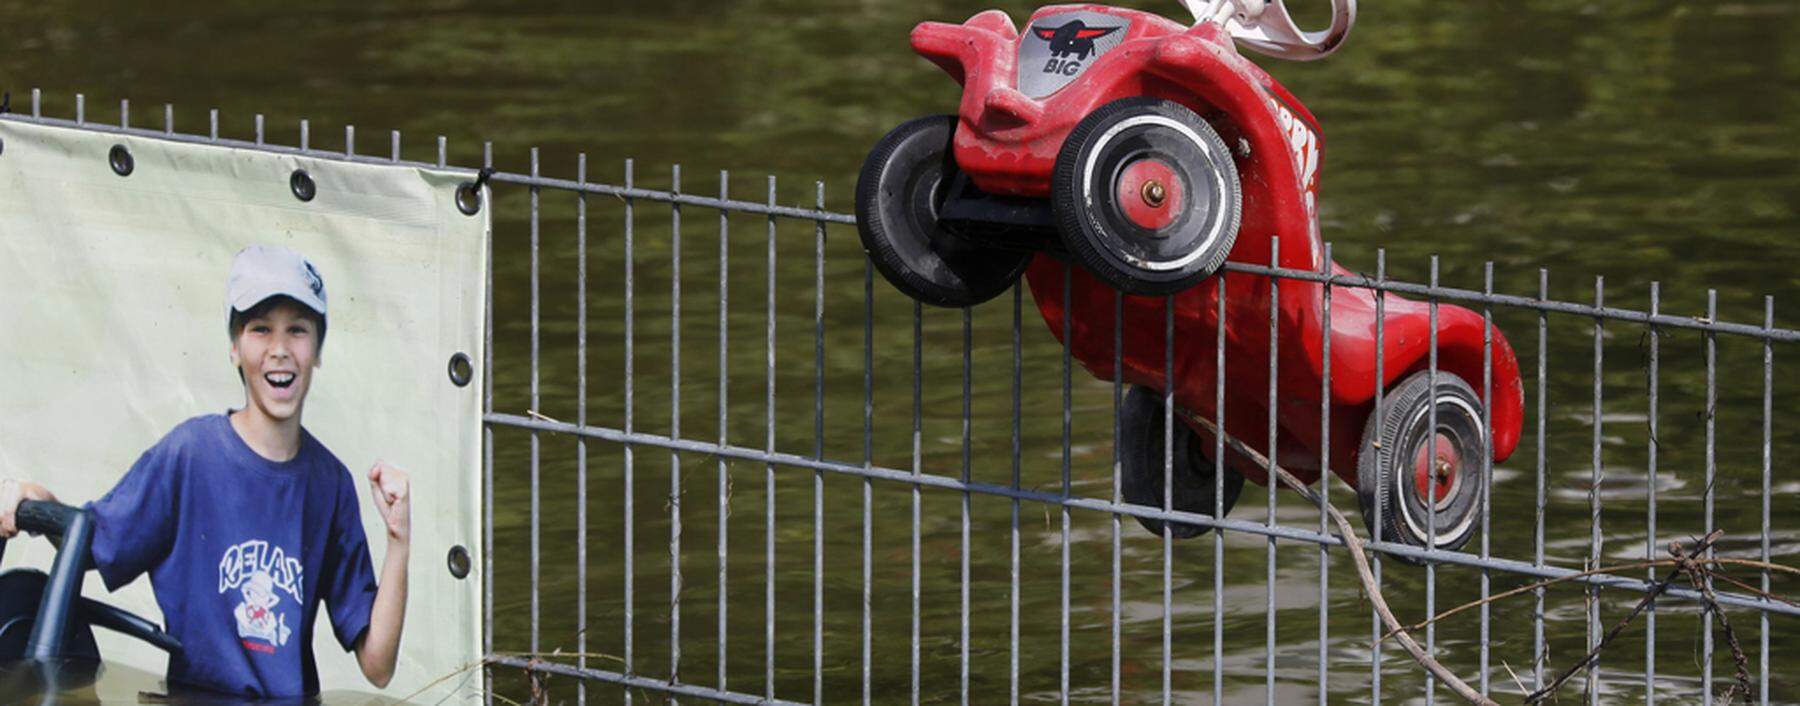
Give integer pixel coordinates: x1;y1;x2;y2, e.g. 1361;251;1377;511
85;413;379;699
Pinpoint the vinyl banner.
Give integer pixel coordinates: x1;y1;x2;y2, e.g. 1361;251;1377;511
0;118;486;703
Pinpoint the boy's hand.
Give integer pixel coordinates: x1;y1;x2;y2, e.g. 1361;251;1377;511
366;462;411;546
0;479;57;539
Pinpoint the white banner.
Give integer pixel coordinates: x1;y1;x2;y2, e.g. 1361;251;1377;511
0;118;486;703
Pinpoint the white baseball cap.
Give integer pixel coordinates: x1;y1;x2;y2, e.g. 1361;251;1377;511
225;245;327;324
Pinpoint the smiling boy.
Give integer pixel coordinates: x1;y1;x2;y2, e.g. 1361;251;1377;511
0;244;411;699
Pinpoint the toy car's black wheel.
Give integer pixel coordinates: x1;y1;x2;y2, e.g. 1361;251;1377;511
1355;371;1486;563
855;115;1033;308
1051;98;1241;296
1119;385;1245;539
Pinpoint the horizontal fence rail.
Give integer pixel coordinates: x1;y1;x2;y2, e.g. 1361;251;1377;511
8;92;1793;706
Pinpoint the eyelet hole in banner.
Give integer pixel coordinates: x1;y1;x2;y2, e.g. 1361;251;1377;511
108;144;134;176
447;352;474;387
446;545;472;580
454;182;482;216
290;169;316;202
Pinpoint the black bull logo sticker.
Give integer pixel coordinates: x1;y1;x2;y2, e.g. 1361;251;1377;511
1016;14;1130;99
1031;20;1121;61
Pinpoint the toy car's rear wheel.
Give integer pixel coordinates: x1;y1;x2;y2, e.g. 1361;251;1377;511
1120;385;1245;539
855;115;1033;308
1052;98;1241;296
1355;371;1486;563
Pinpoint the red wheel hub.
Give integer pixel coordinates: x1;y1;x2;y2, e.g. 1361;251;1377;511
1411;433;1460;506
1115;159;1182;232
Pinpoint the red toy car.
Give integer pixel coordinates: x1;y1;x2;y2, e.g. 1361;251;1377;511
856;0;1524;556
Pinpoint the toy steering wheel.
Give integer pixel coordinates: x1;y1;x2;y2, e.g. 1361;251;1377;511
1184;0;1358;61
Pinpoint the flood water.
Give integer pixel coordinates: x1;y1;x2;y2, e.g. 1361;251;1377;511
7;0;1799;703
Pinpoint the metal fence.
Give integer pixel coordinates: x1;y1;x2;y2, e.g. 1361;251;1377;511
10;90;1794;705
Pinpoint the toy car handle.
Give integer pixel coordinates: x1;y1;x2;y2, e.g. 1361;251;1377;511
1184;0;1358;61
81;594;184;655
15;499;80;538
2;500;184;657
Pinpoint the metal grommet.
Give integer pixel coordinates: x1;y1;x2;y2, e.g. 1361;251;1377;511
447;352;474;387
290;169;316;202
455;182;482;216
446;545;472;580
109;144;134;176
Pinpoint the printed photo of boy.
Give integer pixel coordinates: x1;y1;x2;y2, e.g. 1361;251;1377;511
0;245;412;700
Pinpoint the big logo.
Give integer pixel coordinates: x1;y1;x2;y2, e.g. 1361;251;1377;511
1016;12;1131;99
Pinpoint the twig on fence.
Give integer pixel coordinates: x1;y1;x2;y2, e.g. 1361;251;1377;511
1501;661;1531;698
1177;409;1499;706
1379;560;1660;644
525;658;547;706
1711;569;1800;609
1379;551;1799;643
1686;561;1756;701
525;409;564;425
1524;532;1726;704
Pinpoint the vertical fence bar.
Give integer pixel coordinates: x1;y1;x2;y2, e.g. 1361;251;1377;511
529;147;542;658
863;262;875;706
1318;245;1332;706
1588;278;1605;704
75;93;84;125
391;130;401;162
119;99;128;129
1371;250;1386;705
623;158;637;703
813;183;827;706
1215;271;1227;706
670;164;684;689
1164;293;1175;706
1646;282;1660;704
1266;239;1280;706
963;306;975;706
31;88;40;117
1479;262;1494;698
912;299;924;706
1760;296;1773;706
163;104;172;135
482;141;496;706
257;115;266;146
1061;266;1073;706
718;171;731;695
907;298;921;706
208;108;217;141
345;125;355;157
300;119;308;152
765;175;778;702
864;262;878;706
1012;283;1023;706
1533;269;1549;691
1114;288;1125;706
1425;256;1439;706
577;153;590;706
1703;289;1717;705
436;136;445;168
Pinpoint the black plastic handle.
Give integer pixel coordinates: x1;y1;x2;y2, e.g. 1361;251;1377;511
79;596;183;655
16;499;79;537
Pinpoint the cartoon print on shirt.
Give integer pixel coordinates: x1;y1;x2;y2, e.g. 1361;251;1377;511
218;539;304;653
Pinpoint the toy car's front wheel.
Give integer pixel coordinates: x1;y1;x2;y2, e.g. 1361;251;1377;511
1052;98;1241;296
1355;371;1486;563
855;115;1032;308
1119;385;1245;539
